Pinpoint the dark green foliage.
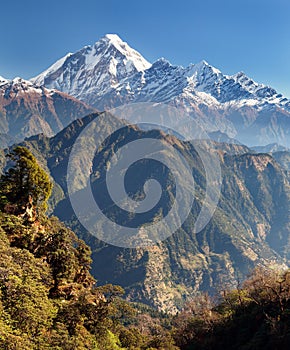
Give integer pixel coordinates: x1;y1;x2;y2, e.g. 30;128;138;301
0;143;289;349
0;209;179;349
0;202;289;350
0;150;110;347
0;211;121;349
0;146;52;216
0;150;178;349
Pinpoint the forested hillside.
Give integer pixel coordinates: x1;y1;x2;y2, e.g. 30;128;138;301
5;113;289;312
0;147;176;349
0;146;289;350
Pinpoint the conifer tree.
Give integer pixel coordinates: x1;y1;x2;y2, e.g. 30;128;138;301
0;146;52;217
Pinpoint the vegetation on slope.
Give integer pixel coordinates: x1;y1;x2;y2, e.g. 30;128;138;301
0;146;177;349
30;114;288;310
173;267;290;349
0;146;289;349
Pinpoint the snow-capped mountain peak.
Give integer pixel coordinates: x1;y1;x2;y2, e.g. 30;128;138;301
31;34;151;104
182;60;231;101
0;75;8;87
193;60;220;72
231;71;263;93
30;34;290;147
1;77;45;96
100;34;151;72
32;53;73;87
231;71;277;99
185;60;221;77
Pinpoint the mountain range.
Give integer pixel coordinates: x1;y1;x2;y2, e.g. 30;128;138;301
1;113;288;312
0;34;289;312
30;34;290;148
1;34;290;148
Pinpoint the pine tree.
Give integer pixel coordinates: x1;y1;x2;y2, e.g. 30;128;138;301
0;146;52;218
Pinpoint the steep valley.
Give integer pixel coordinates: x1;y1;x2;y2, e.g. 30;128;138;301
1;113;288;312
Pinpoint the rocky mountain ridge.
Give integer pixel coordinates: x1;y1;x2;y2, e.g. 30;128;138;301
31;34;290;147
0;76;96;146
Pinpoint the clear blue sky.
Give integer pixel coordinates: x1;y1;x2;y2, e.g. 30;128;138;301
1;0;289;97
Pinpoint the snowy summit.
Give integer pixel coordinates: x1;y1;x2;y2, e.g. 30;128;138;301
30;34;290;147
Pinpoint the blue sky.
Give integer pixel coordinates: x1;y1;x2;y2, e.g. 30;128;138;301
1;0;289;96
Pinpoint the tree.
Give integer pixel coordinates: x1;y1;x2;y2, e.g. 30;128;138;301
0;146;52;218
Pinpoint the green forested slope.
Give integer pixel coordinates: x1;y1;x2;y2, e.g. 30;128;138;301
5;113;289;311
0;146;289;349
